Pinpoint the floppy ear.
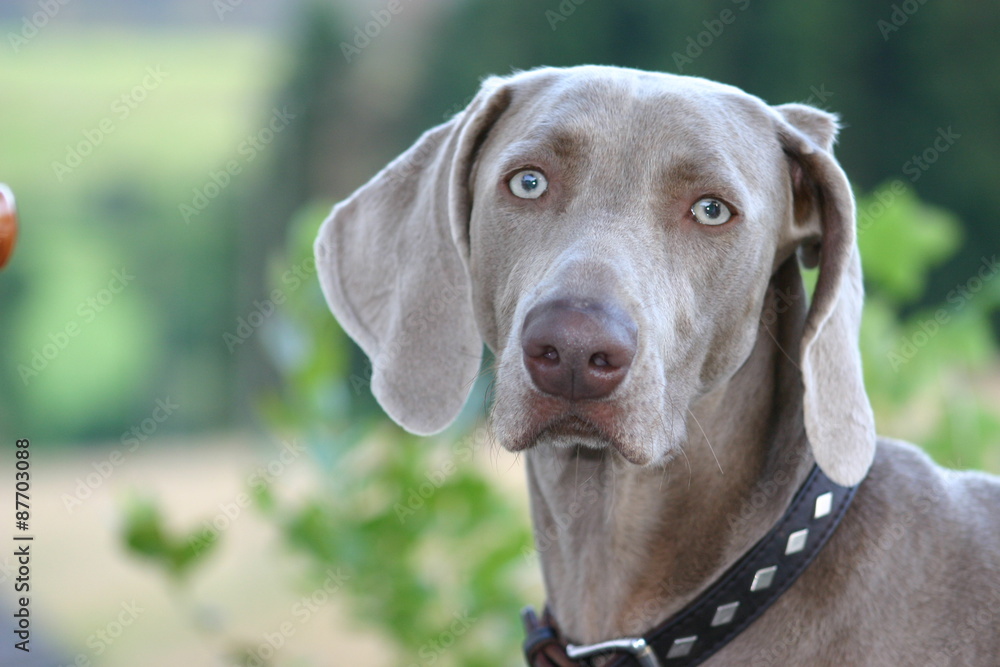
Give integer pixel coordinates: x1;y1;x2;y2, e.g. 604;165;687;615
775;103;876;487
314;79;511;435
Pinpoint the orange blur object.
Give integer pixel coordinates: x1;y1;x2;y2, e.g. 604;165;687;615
0;184;17;269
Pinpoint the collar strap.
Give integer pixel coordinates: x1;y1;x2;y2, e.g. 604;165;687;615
522;464;858;666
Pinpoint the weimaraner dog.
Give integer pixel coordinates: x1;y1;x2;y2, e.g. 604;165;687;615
315;66;1000;665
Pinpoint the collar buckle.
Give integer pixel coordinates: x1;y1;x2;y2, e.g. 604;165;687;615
567;637;663;667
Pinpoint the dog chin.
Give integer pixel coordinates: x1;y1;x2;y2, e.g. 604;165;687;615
504;417;661;466
537;421;608;451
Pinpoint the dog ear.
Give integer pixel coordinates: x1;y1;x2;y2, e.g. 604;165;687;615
774;103;876;487
314;79;512;435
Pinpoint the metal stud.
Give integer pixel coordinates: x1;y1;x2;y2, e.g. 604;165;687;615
750;565;777;591
710;601;740;627
666;635;697;659
814;492;833;519
785;528;809;555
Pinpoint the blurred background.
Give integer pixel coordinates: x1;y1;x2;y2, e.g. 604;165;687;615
1;1;998;665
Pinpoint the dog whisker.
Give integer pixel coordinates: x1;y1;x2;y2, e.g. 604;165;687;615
687;406;724;476
761;322;800;372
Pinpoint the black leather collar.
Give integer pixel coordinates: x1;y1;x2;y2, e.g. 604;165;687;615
522;464;858;666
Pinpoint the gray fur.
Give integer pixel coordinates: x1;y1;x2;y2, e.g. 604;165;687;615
315;66;1000;664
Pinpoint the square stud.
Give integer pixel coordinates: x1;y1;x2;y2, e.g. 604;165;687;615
785;528;809;555
710;601;740;627
666;635;697;659
750;565;777;591
814;492;833;519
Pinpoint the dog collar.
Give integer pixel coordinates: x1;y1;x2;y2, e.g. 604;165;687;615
522;464;858;666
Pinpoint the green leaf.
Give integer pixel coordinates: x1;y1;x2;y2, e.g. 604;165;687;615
857;184;962;305
121;496;218;580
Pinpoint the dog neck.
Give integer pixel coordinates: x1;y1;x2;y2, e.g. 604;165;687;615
523;265;815;644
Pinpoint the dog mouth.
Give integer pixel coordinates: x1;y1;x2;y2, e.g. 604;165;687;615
499;407;655;465
490;354;674;466
499;407;607;449
539;415;608;443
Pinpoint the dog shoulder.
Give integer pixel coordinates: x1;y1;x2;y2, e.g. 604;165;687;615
737;439;1000;664
823;437;1000;659
853;437;1000;566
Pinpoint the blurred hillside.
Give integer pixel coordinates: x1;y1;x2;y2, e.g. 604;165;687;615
2;0;998;445
1;3;998;666
0;0;302;28
251;0;1000;443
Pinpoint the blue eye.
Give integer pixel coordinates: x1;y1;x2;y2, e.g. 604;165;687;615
691;197;732;225
509;169;548;199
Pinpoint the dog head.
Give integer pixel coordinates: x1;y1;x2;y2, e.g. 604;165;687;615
315;66;875;486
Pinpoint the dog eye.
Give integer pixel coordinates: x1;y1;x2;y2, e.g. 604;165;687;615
508;169;548;199
691;197;732;226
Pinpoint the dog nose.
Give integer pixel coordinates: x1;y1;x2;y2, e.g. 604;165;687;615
521;299;637;401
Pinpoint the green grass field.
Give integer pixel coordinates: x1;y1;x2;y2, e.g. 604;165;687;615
0;25;288;440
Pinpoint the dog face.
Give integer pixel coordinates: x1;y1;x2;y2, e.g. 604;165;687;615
467;69;797;465
315;66;875;486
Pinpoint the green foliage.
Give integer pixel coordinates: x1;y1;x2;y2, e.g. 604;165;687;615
121;495;218;580
0;29;280;441
247;186;998;666
107;6;998;664
857;185;1000;471
233;186;999;667
7;1;1000;449
118;189;999;664
857;185;962;304
252;204;535;666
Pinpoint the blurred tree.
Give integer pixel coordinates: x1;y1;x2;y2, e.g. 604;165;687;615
114;2;999;664
413;0;1000;311
5;0;995;444
236;1;441;423
857;185;1000;471
118;2;999;657
231;2;353;423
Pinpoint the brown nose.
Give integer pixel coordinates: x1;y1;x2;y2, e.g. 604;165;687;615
521;299;637;401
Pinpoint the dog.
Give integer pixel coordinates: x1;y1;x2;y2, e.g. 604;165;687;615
314;66;1000;665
